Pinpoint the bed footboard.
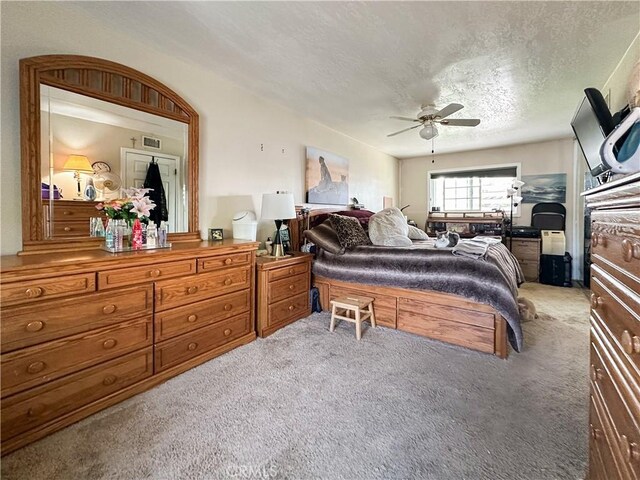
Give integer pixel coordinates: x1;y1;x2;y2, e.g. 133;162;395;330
314;276;509;359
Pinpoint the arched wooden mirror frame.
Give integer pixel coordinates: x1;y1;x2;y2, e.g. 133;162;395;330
20;54;200;254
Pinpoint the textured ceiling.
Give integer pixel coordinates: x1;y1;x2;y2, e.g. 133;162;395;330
67;1;639;158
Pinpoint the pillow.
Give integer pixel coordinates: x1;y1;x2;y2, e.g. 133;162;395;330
303;220;344;254
310;209;374;231
329;214;371;249
408;225;429;240
368;207;412;247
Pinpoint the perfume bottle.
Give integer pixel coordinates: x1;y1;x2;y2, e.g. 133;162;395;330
83;177;97;201
132;218;143;249
105;219;115;249
147;223;157;247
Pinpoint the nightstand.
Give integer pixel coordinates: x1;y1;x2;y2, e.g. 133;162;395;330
256;252;313;337
510;238;541;282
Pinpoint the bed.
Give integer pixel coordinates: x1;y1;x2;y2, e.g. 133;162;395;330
290;207;524;359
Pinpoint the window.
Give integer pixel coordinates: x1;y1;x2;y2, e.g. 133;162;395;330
429;165;519;214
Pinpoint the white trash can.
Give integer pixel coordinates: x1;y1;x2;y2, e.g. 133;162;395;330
232;211;257;241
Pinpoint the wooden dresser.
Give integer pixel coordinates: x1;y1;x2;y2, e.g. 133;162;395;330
585;172;640;480
0;240;258;454
510;237;541;282
256;253;312;337
44;200;103;238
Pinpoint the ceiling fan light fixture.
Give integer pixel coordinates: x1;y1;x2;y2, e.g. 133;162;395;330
420;124;438;140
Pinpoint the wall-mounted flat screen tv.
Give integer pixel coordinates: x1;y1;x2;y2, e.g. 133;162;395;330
571;88;614;177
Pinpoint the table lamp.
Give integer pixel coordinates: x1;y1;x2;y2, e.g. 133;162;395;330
261;192;296;257
63;155;94;200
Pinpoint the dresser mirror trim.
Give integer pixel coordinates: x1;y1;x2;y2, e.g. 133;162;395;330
20;54;200;254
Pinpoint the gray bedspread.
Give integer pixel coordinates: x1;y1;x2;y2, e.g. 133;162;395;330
313;240;525;351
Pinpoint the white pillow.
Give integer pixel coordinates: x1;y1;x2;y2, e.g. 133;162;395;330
408;225;429;240
368;207;412;247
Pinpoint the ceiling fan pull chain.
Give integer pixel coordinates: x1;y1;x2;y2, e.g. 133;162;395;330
431;137;435;164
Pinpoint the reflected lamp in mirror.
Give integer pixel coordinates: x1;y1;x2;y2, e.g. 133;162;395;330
63;155;93;200
261;192;296;258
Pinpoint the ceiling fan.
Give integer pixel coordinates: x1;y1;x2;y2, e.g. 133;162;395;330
387;103;481;140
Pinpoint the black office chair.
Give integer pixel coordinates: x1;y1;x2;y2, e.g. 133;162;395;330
531;202;566;231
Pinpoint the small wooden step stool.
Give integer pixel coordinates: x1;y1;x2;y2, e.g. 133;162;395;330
329;295;376;340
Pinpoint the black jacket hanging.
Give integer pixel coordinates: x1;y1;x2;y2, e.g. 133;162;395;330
143;158;169;227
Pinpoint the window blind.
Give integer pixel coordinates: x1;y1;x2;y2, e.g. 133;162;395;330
430;166;517;179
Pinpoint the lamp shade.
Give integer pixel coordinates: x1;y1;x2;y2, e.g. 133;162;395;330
63;155;93;173
261;193;296;220
419;124;439;140
513;180;525;189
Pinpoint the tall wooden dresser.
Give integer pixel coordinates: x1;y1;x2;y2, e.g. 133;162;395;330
0;240;258;454
585;172;640;480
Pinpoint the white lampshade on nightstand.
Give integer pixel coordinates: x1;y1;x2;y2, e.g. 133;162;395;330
261;192;296;257
63;155;93;200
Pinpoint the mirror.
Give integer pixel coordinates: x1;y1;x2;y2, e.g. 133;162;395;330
20;55;200;253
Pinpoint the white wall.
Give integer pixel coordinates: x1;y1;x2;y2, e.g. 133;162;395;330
0;3;398;255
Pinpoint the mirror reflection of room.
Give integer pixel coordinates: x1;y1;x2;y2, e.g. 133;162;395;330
39;85;189;237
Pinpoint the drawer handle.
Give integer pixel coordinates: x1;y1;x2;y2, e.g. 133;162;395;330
25;321;45;332
621;435;640;463
27;404;46;417
224;278;232;286
621;330;640;355
289;284;295;290
224;258;233;265
590;424;603;441
102;304;117;315
224;328;232;336
187;286;199;294
64;227;72;232
62;210;72;215
590;364;604;382
25;287;43;299
102;375;117;386
622;238;640;263
149;269;161;278
102;338;117;349
224;304;232;311
288;268;295;274
27;361;46;374
591;232;607;248
288;305;295;311
187;314;198;322
188;342;198;351
590;293;603;310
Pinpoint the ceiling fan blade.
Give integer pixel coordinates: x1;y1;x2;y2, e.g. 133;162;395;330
434;103;464;119
439;118;481;127
390;116;420;122
387;124;422;137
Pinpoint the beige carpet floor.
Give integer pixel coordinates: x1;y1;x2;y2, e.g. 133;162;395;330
2;283;591;480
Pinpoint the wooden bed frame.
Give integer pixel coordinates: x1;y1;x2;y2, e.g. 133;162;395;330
290;207;510;359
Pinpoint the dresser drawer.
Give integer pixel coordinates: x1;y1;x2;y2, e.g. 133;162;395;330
1;273;96;307
97;260;196;290
518;260;539;282
590;392;629;480
591;328;640;479
267;261;309;283
1;285;153;353
591;209;640;283
591;265;640;380
268;272;309;304
1;347;152;442
51;200;102;219
155;312;251;372
399;296;495;329
155;266;250;311
155;289;251;342
50;221;91;238
197;252;251;273
511;239;540;261
267;292;309;328
1;317;152;397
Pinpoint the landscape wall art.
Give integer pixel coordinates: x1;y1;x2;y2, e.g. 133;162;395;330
521;173;567;203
